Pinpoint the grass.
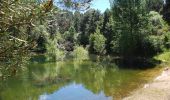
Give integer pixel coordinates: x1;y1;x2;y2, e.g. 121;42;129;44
154;50;170;63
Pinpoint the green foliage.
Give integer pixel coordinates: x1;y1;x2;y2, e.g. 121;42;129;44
146;0;164;12
146;11;170;55
0;0;96;77
45;35;65;62
154;50;170;62
90;27;106;54
164;32;170;49
111;0;150;58
1;0;170;76
163;0;170;24
72;46;89;60
79;9;103;46
102;9;116;54
0;0;54;77
147;35;164;53
63;26;78;43
74;11;81;32
149;11;168;35
149;11;165;27
58;0;93;11
57;10;74;33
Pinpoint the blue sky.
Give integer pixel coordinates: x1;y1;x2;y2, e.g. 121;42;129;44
55;0;111;13
91;0;111;13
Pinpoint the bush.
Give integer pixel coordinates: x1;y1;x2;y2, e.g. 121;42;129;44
142;35;164;57
149;11;168;35
149;36;164;51
72;46;89;60
154;51;170;62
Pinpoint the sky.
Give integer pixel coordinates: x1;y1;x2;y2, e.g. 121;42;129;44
91;0;111;13
54;0;111;13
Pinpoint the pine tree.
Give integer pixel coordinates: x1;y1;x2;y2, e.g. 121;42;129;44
102;9;115;54
111;0;149;58
79;9;103;46
163;0;170;24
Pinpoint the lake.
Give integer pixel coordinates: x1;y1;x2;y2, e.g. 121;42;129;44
0;59;163;100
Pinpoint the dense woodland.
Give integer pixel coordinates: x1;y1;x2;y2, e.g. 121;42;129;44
1;0;170;77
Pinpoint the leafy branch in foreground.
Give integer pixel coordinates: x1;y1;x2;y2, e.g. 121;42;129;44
0;0;54;78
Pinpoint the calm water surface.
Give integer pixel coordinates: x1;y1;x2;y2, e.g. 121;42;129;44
0;60;162;100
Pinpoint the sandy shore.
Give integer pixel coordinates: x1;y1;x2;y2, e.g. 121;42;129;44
123;68;170;100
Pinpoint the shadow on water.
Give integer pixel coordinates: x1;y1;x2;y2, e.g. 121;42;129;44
88;54;162;70
30;54;162;70
30;54;47;63
113;58;161;70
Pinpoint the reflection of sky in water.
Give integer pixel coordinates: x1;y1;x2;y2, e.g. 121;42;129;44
39;83;112;100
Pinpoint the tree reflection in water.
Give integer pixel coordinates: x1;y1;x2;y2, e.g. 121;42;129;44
0;60;161;100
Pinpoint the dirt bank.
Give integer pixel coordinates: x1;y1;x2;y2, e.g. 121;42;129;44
123;68;170;100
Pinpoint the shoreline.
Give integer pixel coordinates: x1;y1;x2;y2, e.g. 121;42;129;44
123;67;170;100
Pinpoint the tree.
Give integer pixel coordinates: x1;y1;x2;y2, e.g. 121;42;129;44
149;11;168;35
0;0;53;77
102;9;115;54
163;0;170;24
74;11;82;32
89;27;106;55
45;34;65;61
57;0;92;11
79;9;103;46
146;0;164;12
63;26;78;51
111;0;150;58
57;10;74;33
0;0;94;78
